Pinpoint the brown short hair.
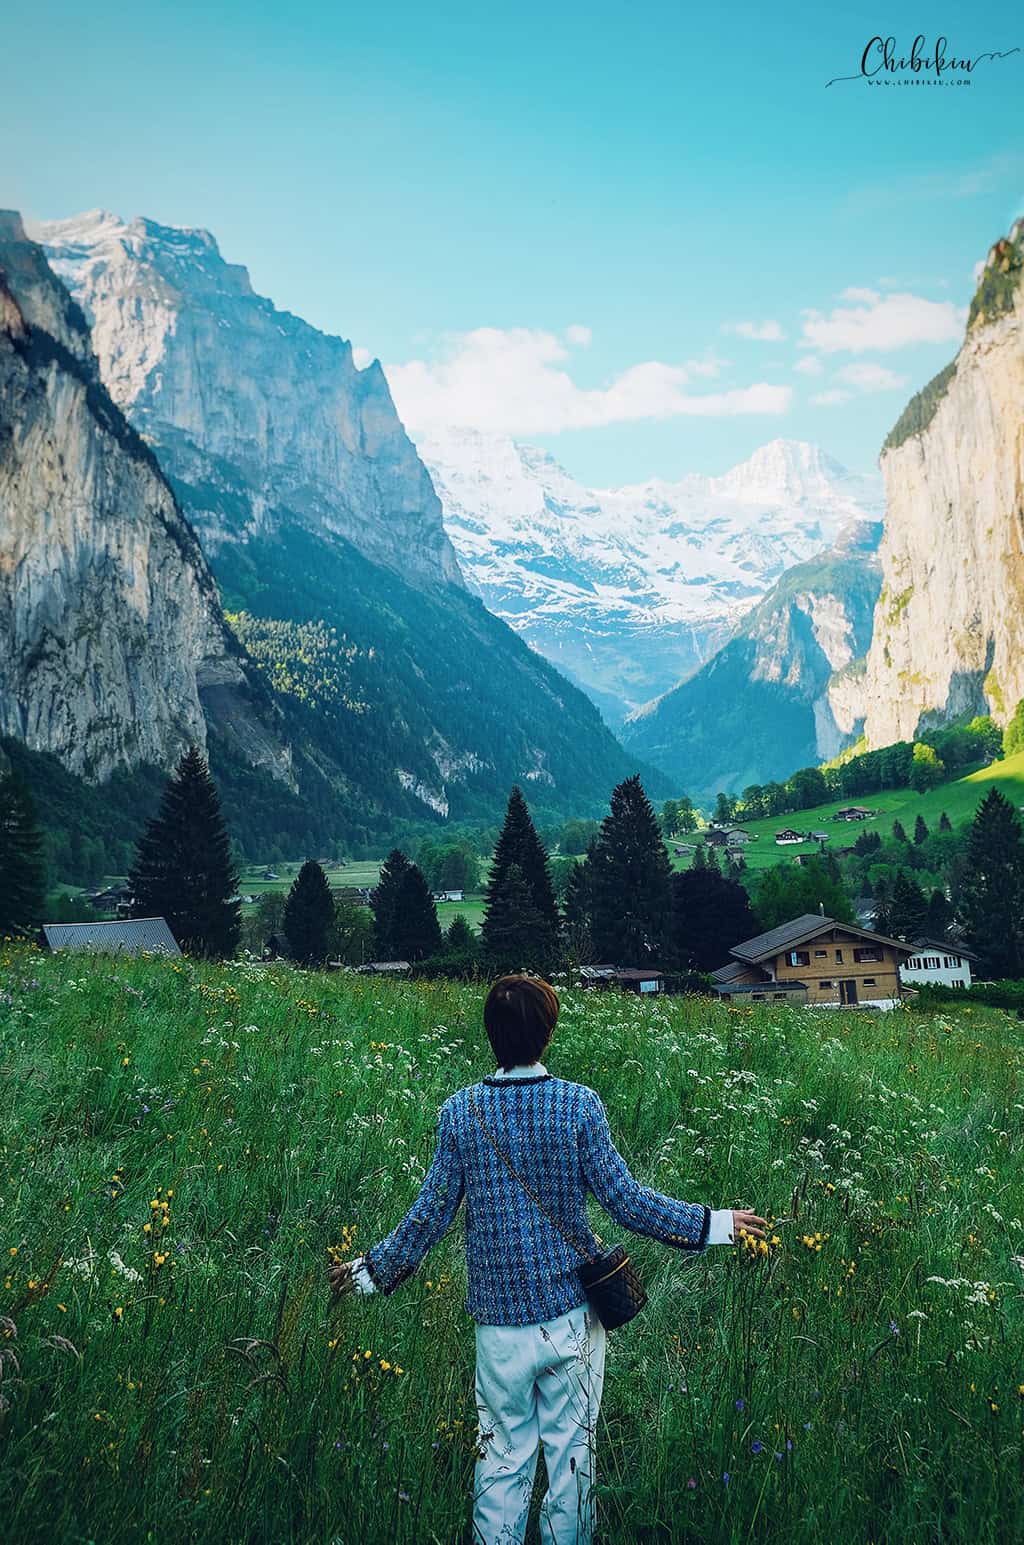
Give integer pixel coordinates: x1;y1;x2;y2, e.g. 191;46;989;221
483;975;559;1071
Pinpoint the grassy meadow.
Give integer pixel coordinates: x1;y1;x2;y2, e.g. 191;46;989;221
689;749;1024;873
2;943;1024;1542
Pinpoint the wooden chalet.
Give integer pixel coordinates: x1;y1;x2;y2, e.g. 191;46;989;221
833;806;873;822
711;913;914;1008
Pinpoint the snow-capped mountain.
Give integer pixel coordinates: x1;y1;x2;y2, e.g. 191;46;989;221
416;429;884;722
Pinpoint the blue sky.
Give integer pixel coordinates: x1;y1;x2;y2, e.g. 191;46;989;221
3;0;1022;483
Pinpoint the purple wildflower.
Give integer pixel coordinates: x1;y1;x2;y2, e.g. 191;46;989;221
687;1477;697;1489
735;1397;745;1412
751;1440;764;1454
723;1472;730;1486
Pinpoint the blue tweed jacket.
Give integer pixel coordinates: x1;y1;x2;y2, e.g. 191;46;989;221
361;1067;713;1326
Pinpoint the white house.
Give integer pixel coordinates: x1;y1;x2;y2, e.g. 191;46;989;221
900;937;978;991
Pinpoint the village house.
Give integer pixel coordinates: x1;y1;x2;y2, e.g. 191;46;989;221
833;806;874;822
900;938;978;991
579;965;665;995
432;889;466;903
711;913;914;1009
774;828;805;846
704;828;729;848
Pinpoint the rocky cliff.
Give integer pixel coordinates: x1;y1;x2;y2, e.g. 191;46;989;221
33;210;648;820
0;211;290;785
36;210;462;591
622;520;882;798
849;216;1024;746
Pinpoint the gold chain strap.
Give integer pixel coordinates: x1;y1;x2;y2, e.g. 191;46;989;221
468;1090;603;1262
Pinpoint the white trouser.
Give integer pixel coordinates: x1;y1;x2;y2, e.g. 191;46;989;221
471;1303;607;1545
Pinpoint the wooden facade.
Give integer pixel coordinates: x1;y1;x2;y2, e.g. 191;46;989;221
711;914;914;1008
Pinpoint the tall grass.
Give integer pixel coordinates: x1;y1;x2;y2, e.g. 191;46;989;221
1;942;1022;1542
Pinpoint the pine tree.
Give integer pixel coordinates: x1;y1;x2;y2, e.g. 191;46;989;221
391;863;443;962
0;772;46;936
589;775;673;962
562;847;595;964
284;859;335;965
939;811;953;833
445;914;477;953
128;746;239;958
371;849;412;958
481;787;561;973
668;867;757;973
924;887;952;940
914;814;929;845
481;861;545;973
959;788;1024;978
889;870;927;941
892;819;908;843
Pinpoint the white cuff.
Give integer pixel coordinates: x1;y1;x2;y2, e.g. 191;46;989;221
350;1256;377;1293
707;1208;735;1246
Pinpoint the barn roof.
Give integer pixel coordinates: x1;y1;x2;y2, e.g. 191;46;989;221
908;936;980;961
42;917;181;956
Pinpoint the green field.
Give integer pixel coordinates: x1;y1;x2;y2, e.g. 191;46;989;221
672;750;1024;873
3;943;1023;1542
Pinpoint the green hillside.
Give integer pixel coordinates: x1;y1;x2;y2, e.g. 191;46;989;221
672;749;1024;873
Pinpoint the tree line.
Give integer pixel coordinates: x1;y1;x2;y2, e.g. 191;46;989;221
5;745;1024;985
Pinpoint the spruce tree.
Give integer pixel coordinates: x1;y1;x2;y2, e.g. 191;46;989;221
924;887;952;941
889;870;927;941
668;866;757;973
914;814;929;845
481;861;545;973
0;772;46;936
128;745;239;958
892;819;908;843
481;787;561;972
939;811;953;833
371;849;412;958
959;788;1024;978
445;914;476;953
561;848;595;965
392;863;443;962
284;859;335;965
589;775;673;963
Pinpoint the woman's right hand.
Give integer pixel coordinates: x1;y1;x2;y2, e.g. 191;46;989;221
732;1209;768;1241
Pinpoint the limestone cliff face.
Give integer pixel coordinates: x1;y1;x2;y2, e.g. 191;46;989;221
0;211;291;785
852;216;1024;745
622;520;882;797
36;211;463;591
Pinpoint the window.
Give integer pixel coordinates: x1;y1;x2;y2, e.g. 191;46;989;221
835;950;844;963
818;980;833;989
752;993;764;1000
815;949;827;957
789;950;810;966
853;947;882;963
863;978;876;987
774;993;786;1000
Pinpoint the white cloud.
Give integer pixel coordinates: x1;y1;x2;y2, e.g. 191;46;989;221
835;362;910;392
794;355;824;376
811;389;852;407
565;324;592;346
385;327;791;435
723;319;786;341
801;290;966;354
352;345;373;369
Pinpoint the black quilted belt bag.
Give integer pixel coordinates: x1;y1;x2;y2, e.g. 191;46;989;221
468;1092;647;1330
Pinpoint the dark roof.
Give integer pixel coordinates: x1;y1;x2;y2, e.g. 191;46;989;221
581;965;664;981
730;913;914;964
42;917;180;956
710;960;755;984
908;937;980;962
